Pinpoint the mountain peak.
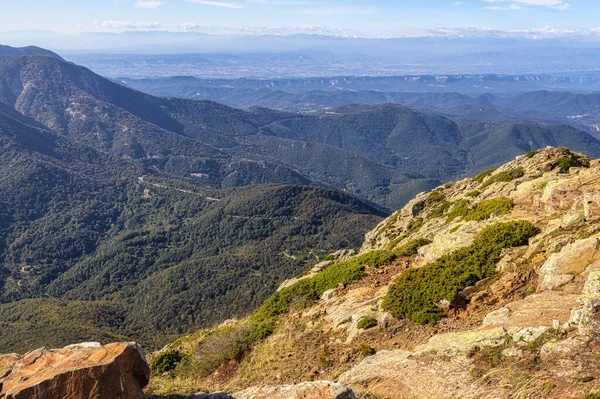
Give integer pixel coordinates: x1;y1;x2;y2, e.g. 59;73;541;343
0;44;63;60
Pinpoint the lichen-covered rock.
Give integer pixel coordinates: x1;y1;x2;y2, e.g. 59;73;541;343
538;235;600;291
0;342;149;399
415;327;508;355
482;291;579;328
233;381;355;399
338;349;485;399
570;269;600;335
323;287;386;342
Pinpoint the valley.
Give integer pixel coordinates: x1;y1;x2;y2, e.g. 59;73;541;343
2;37;600;398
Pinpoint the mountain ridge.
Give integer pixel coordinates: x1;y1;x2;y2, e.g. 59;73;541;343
147;147;600;399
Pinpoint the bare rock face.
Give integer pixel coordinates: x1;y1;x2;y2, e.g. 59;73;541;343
338;350;485;399
0;342;149;399
233;381;355;399
538;235;600;291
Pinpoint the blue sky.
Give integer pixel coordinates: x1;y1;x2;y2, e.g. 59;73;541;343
1;0;600;38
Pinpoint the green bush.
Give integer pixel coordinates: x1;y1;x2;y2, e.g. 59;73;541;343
325;254;336;261
249;249;397;341
357;316;378;329
410;307;444;326
150;350;187;376
426;191;446;204
555;149;590;173
467;190;481;198
481;168;525;188
447;197;513;222
382;220;539;325
447;199;470;222
393;238;432;256
473;168;496;183
428;200;451;218
464;197;514;222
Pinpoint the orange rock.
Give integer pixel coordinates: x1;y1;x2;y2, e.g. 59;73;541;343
0;342;149;399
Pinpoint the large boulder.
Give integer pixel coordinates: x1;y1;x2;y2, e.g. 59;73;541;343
0;342;149;399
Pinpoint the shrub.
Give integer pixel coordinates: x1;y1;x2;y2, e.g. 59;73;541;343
525;150;541;159
447;197;513;222
393;238;431;256
473;168;496;183
555;149;590;173
325;254;336;261
357;316;378;329
426;191;446;204
464;197;514;222
481;168;525;188
382;221;539;325
467;190;481;198
190;324;253;378
408;217;424;233
150;350;187;376
249;249;398;342
447;199;470;222
428;200;451;218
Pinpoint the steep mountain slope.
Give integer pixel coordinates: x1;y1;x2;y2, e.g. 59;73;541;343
2;54;600;210
0;109;383;353
150;148;600;399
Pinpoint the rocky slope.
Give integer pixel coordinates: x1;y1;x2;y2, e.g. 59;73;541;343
146;147;600;398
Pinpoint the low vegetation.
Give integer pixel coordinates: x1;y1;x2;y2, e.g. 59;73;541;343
357;317;378;330
481;168;525;188
447;197;514;222
382;220;539;325
555;147;591;173
473;168;496;183
392;238;432;256
150;350;187;376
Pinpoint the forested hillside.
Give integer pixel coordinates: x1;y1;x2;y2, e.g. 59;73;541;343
3;48;600;353
0;108;383;352
2;54;600;210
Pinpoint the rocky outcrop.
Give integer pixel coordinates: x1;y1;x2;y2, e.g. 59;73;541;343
0;342;149;399
189;382;355;399
338;349;484;399
537;235;600;291
234;381;355;399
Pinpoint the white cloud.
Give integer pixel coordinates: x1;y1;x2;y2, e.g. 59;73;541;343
134;0;165;8
184;0;243;8
483;0;570;10
485;4;523;10
295;7;375;15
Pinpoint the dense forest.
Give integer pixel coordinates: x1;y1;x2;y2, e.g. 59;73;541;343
0;108;383;352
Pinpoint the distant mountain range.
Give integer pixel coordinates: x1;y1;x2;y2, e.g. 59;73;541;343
2;50;600;211
2;45;600;351
122;76;600;137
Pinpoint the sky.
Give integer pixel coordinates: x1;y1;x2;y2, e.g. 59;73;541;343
1;0;600;38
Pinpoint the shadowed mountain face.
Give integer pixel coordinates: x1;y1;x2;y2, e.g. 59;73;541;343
2;54;600;211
